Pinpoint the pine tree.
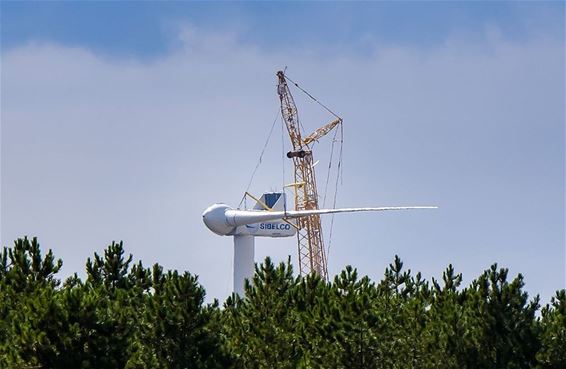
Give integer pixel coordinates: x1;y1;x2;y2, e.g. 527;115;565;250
537;290;566;368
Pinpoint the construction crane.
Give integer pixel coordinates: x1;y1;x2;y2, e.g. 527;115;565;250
202;72;437;295
276;70;342;280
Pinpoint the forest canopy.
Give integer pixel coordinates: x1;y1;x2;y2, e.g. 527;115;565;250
0;237;564;369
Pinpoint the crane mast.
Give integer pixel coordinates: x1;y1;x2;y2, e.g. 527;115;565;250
276;71;328;280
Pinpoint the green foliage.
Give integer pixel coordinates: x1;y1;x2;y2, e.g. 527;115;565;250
0;237;564;369
127;267;228;369
537;290;566;368
0;238;225;369
0;237;63;367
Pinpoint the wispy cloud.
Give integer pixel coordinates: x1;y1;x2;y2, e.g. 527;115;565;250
2;23;563;302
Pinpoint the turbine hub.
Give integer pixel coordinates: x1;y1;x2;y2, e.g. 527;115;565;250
202;204;234;236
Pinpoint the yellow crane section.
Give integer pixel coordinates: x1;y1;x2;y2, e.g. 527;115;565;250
303;118;342;146
276;70;342;279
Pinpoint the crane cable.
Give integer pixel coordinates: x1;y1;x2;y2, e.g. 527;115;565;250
281;116;287;212
326;122;344;261
238;109;280;209
282;74;342;121
322;126;340;208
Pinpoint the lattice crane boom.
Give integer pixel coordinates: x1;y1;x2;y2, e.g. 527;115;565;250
303;117;342;146
276;70;333;280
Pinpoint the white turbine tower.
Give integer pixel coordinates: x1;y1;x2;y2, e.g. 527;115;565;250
202;192;436;295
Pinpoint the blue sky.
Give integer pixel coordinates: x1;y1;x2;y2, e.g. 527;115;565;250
1;2;564;303
3;2;564;56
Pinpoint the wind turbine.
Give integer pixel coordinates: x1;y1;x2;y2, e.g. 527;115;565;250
202;192;436;296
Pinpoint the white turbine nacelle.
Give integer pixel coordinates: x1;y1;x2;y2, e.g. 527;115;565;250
202;203;296;238
203;192;296;238
202;191;437;296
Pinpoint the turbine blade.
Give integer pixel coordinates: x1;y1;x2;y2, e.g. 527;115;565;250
225;206;437;227
284;206;438;218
